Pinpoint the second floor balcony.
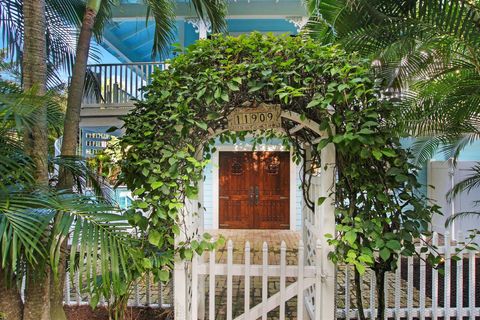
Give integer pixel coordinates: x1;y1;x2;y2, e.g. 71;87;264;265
82;62;167;109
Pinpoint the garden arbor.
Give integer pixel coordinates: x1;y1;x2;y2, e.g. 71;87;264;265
119;33;384;319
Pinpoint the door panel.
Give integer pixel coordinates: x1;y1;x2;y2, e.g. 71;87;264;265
219;151;290;229
219;152;254;229
255;152;290;229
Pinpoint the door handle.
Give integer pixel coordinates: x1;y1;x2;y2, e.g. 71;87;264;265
254;186;259;205
249;187;255;205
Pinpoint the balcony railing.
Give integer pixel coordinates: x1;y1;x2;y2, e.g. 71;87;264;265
82;62;166;106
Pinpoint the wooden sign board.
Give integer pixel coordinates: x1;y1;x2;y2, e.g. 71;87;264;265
227;103;282;131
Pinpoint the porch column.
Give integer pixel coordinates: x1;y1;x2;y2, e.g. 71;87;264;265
317;141;336;319
185;17;211;40
174;146;203;320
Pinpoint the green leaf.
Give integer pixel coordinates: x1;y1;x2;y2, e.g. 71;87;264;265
148;230;161;246
142;258;153;269
159;269;170;281
345;230;356;245
227;82;239;91
380;248;390;261
307;99;321;108
317;197;327;205
372;149;383;160
150;181;163;190
386;240;401;251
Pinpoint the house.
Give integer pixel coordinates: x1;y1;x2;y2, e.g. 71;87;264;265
80;0;310;231
76;1;480;319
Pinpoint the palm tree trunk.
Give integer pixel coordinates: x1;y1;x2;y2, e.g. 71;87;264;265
49;248;67;320
0;268;23;320
22;0;48;184
23;269;50;320
59;0;101;189
22;1;50;319
51;2;101;319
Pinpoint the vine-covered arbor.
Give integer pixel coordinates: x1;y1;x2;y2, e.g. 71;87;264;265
119;33;407;319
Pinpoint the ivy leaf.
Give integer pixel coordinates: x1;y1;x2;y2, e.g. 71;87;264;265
151;181;163;190
372;149;383;160
221;93;230;102
195;121;208;130
227;82;239;91
307;99;321;108
159;269;170;281
148;230;162;246
345;230;356;245
386;240;401;251
317;197;327;205
248;84;264;92
380;247;391;261
142;258;153;269
197;87;206;99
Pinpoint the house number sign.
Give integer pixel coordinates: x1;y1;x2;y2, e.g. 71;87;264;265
227;103;282;131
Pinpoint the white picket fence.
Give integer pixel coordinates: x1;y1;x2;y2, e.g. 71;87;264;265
60;231;480;319
63;272;173;308
191;239;325;320
337;232;480;320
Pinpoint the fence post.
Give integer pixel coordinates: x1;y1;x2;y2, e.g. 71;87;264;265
316;141;336;319
174;260;188;320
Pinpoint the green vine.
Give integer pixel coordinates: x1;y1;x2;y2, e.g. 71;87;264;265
117;33;440;318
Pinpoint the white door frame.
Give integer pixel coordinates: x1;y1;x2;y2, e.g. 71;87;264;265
209;142;298;230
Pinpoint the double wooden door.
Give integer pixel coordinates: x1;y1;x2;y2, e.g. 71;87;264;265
219;151;290;229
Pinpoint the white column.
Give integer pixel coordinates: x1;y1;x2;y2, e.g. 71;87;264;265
174;179;200;319
185;17;212;40
286;16;309;33
317;141;336;319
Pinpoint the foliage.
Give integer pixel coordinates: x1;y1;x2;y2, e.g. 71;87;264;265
117;34;438;313
306;0;480;161
0;79;143;310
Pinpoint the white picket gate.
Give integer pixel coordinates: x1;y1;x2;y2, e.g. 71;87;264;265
190;239;325;320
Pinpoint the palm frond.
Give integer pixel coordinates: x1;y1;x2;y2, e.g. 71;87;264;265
0;189;55;269
188;0;227;34
445;211;480;226
447;163;480;200
143;0;176;59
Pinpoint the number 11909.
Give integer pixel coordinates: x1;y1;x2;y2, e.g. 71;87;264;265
234;112;275;125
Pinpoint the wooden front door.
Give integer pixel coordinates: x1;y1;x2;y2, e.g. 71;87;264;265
219;151;290;229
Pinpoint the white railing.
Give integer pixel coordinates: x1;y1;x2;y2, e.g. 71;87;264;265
337;231;480;319
190;239;323;320
83;62;166;106
63;271;173;309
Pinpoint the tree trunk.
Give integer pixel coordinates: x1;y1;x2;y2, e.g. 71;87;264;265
22;0;48;184
49;243;67;320
23;269;50;320
354;268;366;320
22;1;50;319
58;2;99;190
0;268;23;320
376;270;386;320
51;4;100;319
